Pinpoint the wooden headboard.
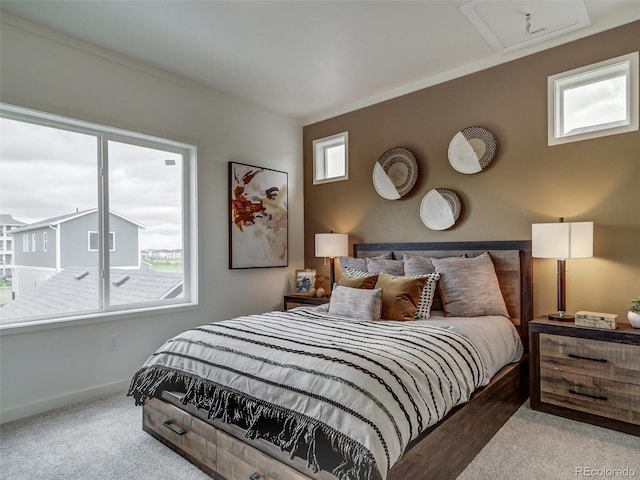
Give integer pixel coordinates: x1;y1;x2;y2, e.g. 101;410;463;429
353;240;533;341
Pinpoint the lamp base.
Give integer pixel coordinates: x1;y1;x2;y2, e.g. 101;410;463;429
548;313;575;322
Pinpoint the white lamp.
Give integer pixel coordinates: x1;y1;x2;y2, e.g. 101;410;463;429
532;218;593;321
315;232;349;291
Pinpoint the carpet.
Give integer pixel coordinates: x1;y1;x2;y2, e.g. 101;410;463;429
1;392;638;479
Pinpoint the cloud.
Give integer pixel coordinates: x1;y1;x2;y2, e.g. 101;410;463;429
1;118;184;250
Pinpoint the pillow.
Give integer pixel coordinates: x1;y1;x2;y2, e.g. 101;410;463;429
402;253;436;275
431;252;509;318
337;272;378;289
339;252;392;273
403;253;466;311
374;273;427;321
365;258;405;276
328;285;382;321
408;273;440;319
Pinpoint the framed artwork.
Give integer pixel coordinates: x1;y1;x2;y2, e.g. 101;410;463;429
295;269;316;294
229;162;288;268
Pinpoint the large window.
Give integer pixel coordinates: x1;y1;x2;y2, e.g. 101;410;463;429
548;52;639;145
0;103;198;327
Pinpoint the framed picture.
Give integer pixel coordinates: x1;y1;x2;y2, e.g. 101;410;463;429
229;162;288;268
295;269;316;294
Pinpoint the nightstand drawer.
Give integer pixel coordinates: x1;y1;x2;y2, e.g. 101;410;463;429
539;333;640;385
540;368;640;425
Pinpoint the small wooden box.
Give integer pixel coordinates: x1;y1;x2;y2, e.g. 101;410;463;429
575;311;617;330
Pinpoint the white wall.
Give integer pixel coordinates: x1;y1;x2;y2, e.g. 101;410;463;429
0;15;304;422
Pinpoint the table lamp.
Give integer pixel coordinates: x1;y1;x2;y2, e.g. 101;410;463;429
532;218;593;321
315;232;349;292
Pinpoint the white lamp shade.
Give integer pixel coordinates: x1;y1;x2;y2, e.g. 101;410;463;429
532;222;593;259
315;233;349;258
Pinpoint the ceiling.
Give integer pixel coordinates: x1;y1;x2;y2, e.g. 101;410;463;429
1;1;638;125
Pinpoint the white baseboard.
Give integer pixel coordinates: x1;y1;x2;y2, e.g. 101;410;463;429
0;379;130;424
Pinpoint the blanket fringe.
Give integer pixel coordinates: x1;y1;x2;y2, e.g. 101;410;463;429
128;366;383;480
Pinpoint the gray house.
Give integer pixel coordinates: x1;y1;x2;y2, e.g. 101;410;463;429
10;209;144;295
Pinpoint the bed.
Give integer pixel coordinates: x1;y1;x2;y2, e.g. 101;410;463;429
129;240;532;480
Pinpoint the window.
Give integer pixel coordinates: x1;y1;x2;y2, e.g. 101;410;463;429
313;132;348;184
548;52;639;145
0;103;198;327
88;231;115;251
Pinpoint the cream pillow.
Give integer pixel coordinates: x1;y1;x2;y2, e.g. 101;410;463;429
431;252;509;318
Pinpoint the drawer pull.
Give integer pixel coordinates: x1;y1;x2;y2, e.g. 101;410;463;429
568;353;607;363
568;389;608;401
249;473;262;480
162;420;186;436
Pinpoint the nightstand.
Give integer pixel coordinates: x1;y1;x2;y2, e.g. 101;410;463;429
529;318;640;436
283;294;329;311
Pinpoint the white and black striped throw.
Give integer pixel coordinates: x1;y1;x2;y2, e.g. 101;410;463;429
129;308;487;480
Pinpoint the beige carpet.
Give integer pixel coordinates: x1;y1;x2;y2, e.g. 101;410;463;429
1;392;638;479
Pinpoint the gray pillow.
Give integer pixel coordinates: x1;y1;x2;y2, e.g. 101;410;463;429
431;252;509;318
328;285;383;321
339;252;392;272
402;253;436;275
365;258;405;276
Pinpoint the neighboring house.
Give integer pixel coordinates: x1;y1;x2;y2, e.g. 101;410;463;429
0;214;26;281
0;265;182;319
9;209;145;296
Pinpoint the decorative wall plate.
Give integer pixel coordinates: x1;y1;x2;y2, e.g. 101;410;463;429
373;147;418;200
448;126;497;174
420;188;461;230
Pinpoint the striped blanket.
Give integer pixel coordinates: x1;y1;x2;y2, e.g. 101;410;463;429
129;308;487;480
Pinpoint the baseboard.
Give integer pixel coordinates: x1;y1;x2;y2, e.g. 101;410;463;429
0;378;130;424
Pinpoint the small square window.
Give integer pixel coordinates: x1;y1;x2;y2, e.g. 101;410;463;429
548;52;639;145
313;132;348;185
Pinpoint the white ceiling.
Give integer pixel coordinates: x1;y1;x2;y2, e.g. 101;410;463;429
1;1;638;125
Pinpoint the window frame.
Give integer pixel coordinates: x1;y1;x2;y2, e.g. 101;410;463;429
42;231;48;252
548;52;639;145
0;103;199;330
312;131;349;185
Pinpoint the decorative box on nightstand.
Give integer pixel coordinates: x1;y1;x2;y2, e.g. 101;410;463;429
529;318;640;436
283;294;329;311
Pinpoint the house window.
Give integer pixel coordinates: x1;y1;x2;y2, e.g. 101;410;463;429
548;52;639;145
313;132;349;184
0;103;198;328
88;231;115;251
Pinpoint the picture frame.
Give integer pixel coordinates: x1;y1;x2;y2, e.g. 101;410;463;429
295;269;316;295
229;162;288;269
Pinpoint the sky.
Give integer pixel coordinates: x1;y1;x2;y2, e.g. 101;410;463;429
0;117;183;250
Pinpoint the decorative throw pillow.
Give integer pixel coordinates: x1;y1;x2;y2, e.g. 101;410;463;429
407;273;440;319
431;252;509;318
374;273;427;321
337;272;378;289
365;258;405;276
328;285;383;321
343;267;372;278
339;252;392;273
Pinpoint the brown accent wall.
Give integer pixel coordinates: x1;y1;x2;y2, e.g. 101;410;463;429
303;22;640;321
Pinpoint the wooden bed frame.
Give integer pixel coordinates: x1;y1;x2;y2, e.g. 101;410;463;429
142;240;533;480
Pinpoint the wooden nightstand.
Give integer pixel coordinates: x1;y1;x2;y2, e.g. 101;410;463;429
283;294;329;311
529;318;640;436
